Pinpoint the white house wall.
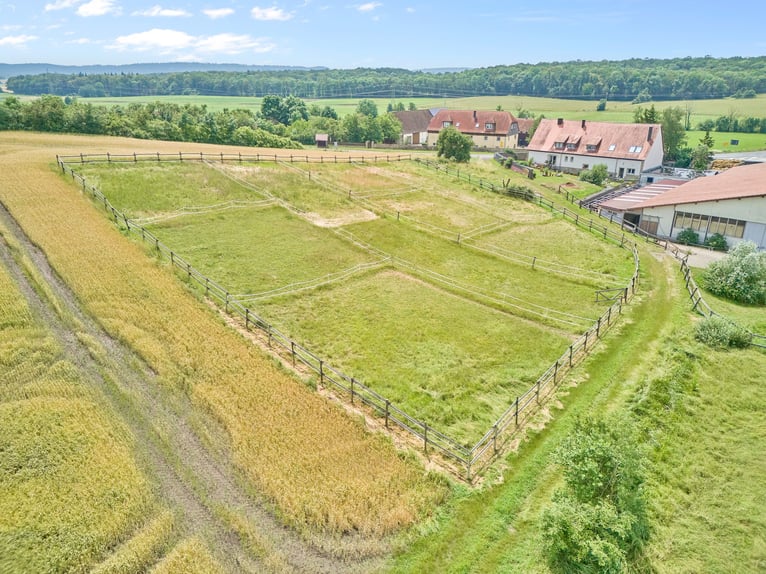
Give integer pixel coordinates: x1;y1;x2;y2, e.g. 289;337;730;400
641;196;766;249
527;151;645;178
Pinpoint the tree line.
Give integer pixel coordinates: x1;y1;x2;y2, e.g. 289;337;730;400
0;94;402;148
6;56;766;101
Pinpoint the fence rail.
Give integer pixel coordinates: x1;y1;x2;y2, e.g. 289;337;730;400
58;151;414;166
58;153;642;480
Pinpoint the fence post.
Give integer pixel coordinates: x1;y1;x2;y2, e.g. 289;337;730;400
493;424;499;454
607;306;612;326
291;341;296;366
584;330;589;351
385;399;390;428
596;317;602;338
350;378;355;404
532;256;536;270
515;397;519;426
245;308;250;330
170;251;174;266
553;360;559;384
424;423;428;454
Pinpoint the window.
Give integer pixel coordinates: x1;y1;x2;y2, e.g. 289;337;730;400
586;144;598;152
627;168;636;175
608;144;616;151
554;141;565;150
484;136;488;140
673;211;746;239
566;143;577;151
442;121;452;128
485;122;495;131
582;164;589;169
628;145;643;153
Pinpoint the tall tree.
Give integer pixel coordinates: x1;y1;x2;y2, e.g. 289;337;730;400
356;99;378;118
661;106;687;162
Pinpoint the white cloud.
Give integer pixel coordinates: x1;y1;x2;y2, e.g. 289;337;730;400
0;34;38;46
133;5;190;17
405;6;414;13
44;0;81;11
196;33;275;54
108;28;194;52
77;0;120;16
108;28;276;57
357;2;381;12
1;24;23;31
251;6;294;21
67;37;94;44
202;7;234;19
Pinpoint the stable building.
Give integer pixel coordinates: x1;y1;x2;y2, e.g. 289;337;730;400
630;162;766;249
526;119;663;179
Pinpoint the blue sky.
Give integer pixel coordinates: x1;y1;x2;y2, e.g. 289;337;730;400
1;1;765;69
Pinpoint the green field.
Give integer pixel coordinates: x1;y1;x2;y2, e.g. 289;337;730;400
74;158;634;444
74;93;766;152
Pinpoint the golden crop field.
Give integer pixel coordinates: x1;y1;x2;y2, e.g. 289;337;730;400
0;132;447;543
0;228;158;572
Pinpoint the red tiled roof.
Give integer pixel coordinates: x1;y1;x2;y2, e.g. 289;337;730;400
392;109;434;134
636;162;766;208
516;118;535;134
527;119;660;161
599;180;686;212
427;109;518;136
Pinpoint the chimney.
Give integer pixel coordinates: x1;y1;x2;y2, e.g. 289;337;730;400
648;126;654;141
557;117;564;126
581;119;586;129
473;110;477;121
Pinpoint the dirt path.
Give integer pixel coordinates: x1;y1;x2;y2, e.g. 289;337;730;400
0;181;381;573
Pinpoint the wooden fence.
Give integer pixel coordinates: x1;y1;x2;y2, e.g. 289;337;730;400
58;151;415;166
57;153;641;481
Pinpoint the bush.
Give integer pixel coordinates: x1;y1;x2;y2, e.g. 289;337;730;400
694;316;752;348
579;164;609;185
703;241;766;304
704;233;728;251
541;417;649;574
676;227;699;245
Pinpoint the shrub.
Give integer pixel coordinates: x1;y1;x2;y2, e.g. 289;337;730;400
579;164;609;185
676;227;699;245
703;241;766;304
694;316;752;348
541;417;649;574
704;233;728;251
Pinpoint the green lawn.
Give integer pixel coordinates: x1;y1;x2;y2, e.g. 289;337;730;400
254;268;571;443
75;158;636;446
148;205;376;296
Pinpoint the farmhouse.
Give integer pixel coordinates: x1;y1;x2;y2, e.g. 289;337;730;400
392;109;434;145
427;109;519;149
627;162;766;248
527;119;663;179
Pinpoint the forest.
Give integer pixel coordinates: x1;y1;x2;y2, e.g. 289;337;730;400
6;56;766;101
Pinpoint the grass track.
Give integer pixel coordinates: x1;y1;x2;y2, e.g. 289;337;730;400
388;246;678;572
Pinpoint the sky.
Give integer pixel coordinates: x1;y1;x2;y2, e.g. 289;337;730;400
1;1;765;70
